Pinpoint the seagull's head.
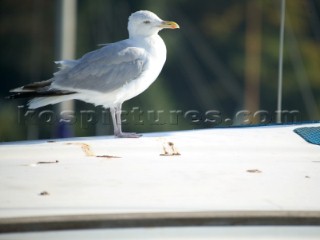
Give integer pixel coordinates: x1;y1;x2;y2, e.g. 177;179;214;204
128;10;179;38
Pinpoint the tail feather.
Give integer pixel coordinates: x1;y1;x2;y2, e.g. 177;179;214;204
28;95;76;109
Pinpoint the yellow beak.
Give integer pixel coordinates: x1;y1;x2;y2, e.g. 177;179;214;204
159;21;180;29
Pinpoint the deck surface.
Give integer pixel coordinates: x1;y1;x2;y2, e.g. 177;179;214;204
0;124;319;219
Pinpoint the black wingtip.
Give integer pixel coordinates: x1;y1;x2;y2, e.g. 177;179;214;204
5;93;21;100
6;91;77;100
5;92;33;100
7;79;77;100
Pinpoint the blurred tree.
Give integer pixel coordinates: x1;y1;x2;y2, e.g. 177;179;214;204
244;0;262;122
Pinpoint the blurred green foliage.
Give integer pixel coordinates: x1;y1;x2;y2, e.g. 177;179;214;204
1;0;319;141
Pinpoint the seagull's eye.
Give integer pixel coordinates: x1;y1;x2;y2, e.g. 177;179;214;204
143;20;151;24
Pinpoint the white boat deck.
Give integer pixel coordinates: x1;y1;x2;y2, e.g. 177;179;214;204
0;123;319;219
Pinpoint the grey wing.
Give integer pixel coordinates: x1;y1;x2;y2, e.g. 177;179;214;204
52;41;147;93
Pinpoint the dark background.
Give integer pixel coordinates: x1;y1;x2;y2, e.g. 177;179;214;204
1;0;320;141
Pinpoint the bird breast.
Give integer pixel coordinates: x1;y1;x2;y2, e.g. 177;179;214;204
115;35;167;103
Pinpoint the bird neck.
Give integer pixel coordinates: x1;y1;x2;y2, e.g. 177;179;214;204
129;34;163;48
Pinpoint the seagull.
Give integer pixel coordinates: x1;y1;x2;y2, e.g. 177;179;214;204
7;10;179;138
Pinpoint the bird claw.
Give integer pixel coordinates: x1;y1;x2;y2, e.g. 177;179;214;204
115;132;142;138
